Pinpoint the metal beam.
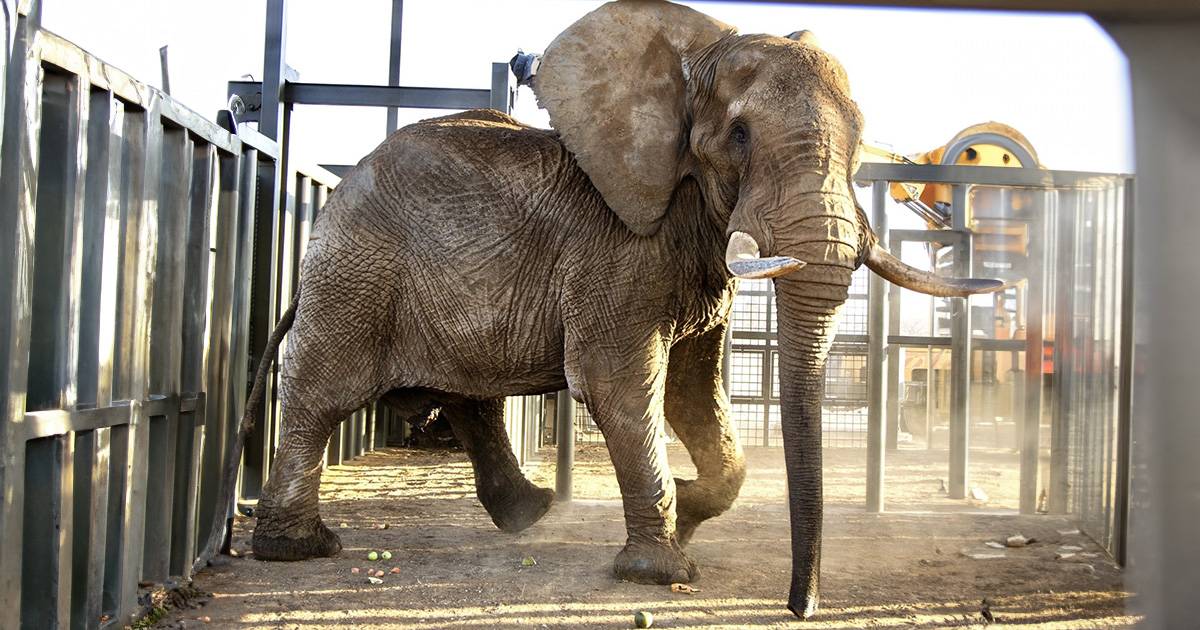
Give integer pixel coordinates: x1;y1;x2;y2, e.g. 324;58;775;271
286;82;491;110
690;0;1200;20
857;162;1129;188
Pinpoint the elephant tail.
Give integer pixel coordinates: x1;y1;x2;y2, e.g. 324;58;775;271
193;290;301;573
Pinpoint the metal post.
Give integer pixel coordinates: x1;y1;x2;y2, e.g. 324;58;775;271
865;181;888;512
948;184;972;499
555;390;574;502
885;246;902;452
490;62;511;113
0;5;43;625
1049;190;1078;514
242;0;288;501
927;248;936;450
1020;195;1047;514
1113;179;1134;565
385;0;404;135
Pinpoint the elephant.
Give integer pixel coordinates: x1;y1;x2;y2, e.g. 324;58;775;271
219;0;1002;618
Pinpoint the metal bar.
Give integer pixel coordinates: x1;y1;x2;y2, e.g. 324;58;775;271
285;82;491;110
93;95;125;411
1020;194;1048;514
21;434;74;629
555;390;574;502
229;151;258;509
232;123;278;161
386;0;403;135
887;229;965;245
885;240;902;453
259;0;287;144
114;97;163;624
170;397;205;578
373;402;389;448
75;427;110;628
111;400;149;624
490;62;510;112
884;335;1032;351
1114;178;1134;565
250;0;288;499
243;166;284;499
948;184;972;499
856;162;1130;189
326;421;343;467
196;150;242;552
78;90;113;409
142;125;192;584
181;144;217;395
0;9;45;619
1049;189;1077;514
23;404;132;439
865;182;888;512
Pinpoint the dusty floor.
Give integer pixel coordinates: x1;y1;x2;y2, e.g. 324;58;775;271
158;445;1135;629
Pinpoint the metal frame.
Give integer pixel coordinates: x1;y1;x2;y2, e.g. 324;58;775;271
855;159;1131;564
0;5;348;625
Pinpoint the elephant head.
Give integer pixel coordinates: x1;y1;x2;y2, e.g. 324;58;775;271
533;0;1002;618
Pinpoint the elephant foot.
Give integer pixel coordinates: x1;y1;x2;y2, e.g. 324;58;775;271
485;485;555;533
674;478;725;548
252;520;342;561
788;592;820;619
613;539;698;584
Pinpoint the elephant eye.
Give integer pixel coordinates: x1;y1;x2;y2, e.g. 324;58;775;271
730;122;750;147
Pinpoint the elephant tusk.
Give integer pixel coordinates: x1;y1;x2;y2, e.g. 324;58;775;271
864;242;1008;297
725;231;806;279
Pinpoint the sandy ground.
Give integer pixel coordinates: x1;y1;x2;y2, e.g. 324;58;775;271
156;445;1135;629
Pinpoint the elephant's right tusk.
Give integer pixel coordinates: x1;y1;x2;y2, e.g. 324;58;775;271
725;231;806;279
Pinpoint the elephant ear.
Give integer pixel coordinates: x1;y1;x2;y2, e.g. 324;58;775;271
534;0;734;236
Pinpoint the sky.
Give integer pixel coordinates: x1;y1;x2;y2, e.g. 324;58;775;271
41;0;1133;179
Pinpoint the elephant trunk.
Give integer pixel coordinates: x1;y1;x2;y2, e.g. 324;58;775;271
772;276;843;619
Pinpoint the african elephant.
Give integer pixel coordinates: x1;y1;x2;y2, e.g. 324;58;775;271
232;0;1001;618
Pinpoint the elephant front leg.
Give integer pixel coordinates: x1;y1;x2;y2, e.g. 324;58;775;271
571;333;697;585
665;324;746;546
440;397;555;532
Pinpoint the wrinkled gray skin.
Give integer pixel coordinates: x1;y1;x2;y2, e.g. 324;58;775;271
246;0;999;618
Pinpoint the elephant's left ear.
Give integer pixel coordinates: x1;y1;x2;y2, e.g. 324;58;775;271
534;1;734;236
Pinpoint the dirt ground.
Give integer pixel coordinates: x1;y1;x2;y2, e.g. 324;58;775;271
157;444;1135;629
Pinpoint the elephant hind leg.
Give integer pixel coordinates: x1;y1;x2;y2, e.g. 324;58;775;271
440;397;555;532
251;403;351;561
252;326;384;561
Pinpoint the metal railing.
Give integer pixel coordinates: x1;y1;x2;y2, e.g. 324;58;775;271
0;5;354;627
0;1;530;623
854;161;1133;560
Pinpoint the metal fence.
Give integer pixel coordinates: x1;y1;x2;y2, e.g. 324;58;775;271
0;4;538;624
0;7;362;627
854;161;1132;559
